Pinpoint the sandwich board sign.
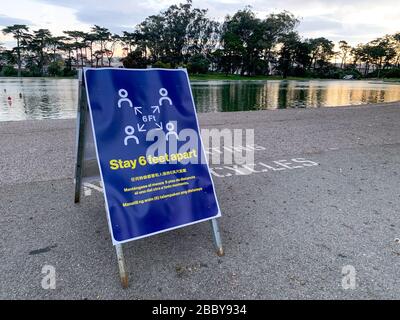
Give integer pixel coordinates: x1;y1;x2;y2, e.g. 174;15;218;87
74;68;223;288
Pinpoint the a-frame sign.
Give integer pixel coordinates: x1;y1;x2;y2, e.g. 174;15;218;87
74;68;224;288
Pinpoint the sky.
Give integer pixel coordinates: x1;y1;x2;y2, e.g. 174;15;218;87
0;0;399;48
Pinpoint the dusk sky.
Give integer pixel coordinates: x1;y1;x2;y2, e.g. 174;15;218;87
0;0;398;48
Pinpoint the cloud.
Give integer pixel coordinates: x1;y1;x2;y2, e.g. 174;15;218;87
75;9;152;33
297;14;390;44
0;40;16;49
35;0;173;31
0;14;32;27
298;16;343;32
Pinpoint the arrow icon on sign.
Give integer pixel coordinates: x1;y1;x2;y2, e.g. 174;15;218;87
137;123;146;132
134;106;142;115
155;122;163;130
151;105;160;114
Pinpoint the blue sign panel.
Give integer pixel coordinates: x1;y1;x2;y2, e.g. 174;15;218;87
84;68;220;244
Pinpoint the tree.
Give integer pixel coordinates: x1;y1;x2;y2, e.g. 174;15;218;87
367;37;396;77
183;7;220;58
104;34;120;66
338;40;352;68
261;11;299;74
2;24;29;77
83;32;98;66
307;37;335;71
48;60;64;76
91;25;111;67
219;9;300;76
58;41;75;72
93;50;103;68
187;54;210;74
161;0;196;66
48;36;66;63
2;65;18;76
63;30;88;66
0;44;16;69
136;14;165;63
2;6;400;80
393;33;400;67
121;31;136;55
29;29;52;75
351;35;399;77
121;49;148;68
221;7;261;75
0;44;6;68
134;0;219;67
351;44;367;72
277;32;302;78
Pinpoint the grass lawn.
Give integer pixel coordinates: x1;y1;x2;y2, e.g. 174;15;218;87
382;78;400;83
188;73;309;81
189;73;400;83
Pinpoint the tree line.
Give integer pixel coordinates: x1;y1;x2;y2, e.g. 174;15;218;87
1;0;400;79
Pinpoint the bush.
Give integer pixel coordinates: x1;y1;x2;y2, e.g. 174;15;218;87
365;68;399;79
253;59;269;75
289;67;308;77
1;65;17;76
187;54;210;74
48;61;64;77
24;64;42;77
121;50;149;69
366;69;381;78
382;68;400;78
305;65;362;79
153;61;172;69
62;68;77;77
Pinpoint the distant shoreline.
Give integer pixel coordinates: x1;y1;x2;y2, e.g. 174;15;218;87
1;101;400;125
0;73;399;83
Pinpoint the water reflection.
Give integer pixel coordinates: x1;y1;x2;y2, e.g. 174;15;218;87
0;77;78;121
0;78;400;121
192;80;400;112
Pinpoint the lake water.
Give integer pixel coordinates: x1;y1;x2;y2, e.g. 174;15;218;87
1;77;400;121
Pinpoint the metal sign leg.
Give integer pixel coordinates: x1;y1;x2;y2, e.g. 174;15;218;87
74;73;87;203
211;219;224;256
115;244;129;288
74;71;130;288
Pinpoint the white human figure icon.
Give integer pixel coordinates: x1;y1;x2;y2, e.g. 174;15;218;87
118;89;133;108
159;88;172;106
165;122;179;141
124;125;139;145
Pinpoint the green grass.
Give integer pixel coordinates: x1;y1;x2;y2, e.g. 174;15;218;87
189;73;400;82
382;78;400;83
188;73;309;81
3;72;399;82
0;75;77;79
